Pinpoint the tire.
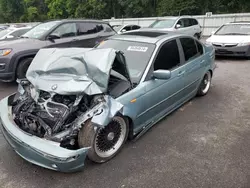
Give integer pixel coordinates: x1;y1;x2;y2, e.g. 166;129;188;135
16;58;33;79
78;116;129;163
197;71;212;96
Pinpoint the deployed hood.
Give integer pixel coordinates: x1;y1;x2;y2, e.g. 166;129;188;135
207;35;250;44
26;48;131;95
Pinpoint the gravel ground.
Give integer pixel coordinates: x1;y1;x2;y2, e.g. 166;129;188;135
0;57;250;188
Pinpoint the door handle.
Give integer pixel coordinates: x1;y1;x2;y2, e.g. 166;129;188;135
178;70;185;77
200;60;206;66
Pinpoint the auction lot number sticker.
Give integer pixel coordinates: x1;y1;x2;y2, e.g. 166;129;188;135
127;46;148;52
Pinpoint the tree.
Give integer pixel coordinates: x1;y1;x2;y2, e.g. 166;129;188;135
0;0;24;22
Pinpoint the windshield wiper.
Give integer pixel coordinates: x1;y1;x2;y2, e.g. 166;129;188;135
223;33;248;35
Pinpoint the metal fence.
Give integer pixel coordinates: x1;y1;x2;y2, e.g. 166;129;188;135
104;13;250;36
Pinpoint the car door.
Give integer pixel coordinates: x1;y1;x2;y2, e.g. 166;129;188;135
179;37;205;97
46;22;77;48
72;22;102;48
134;39;186;127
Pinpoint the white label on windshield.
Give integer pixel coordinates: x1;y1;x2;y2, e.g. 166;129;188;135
127;46;148;52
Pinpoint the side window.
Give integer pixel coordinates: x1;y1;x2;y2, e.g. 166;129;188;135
177;19;184;28
132;25;141;30
196;41;204;55
103;24;114;32
122;26;132;32
192;19;198;25
154;40;180;71
184;19;191;27
180;38;199;61
78;23;98;35
50;23;77;38
96;24;104;32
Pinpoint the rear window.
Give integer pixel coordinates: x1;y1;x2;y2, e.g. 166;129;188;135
180;38;199;61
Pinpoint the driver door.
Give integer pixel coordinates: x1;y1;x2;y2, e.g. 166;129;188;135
134;39;186;128
46;22;77;48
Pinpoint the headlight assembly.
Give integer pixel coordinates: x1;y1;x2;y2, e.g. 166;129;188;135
0;49;12;56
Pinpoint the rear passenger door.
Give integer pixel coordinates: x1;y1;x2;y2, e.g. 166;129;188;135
72;22;102;48
179;37;205;96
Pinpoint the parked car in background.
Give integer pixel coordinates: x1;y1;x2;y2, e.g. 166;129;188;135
0;25;9;30
0;30;215;172
0;19;116;82
149;16;202;39
112;24;141;34
206;22;250;57
0;26;31;40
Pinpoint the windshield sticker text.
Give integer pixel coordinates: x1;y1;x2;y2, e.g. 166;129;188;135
127;46;148;52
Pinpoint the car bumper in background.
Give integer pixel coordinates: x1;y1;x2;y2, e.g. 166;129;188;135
0;94;89;172
214;45;250;57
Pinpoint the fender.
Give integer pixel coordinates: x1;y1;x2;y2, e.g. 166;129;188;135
10;49;39;73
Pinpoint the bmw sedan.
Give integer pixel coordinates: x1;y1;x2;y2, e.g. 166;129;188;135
0;30;215;172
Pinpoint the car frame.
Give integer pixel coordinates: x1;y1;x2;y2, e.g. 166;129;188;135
0;26;31;40
206;21;250;57
149;16;202;39
112;24;141;34
0;19;116;82
0;30;216;172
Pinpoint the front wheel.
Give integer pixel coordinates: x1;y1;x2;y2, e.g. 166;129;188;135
16;58;33;79
78;116;129;163
197;71;212;96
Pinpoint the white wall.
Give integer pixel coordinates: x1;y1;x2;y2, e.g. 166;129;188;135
104;13;250;36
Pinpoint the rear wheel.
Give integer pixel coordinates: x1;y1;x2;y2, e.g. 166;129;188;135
197;71;212;96
16;57;33;79
78;116;129;163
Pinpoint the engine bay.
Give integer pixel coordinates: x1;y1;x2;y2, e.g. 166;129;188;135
12;77;131;150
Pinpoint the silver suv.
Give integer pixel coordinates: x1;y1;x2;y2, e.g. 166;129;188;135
149;16;202;39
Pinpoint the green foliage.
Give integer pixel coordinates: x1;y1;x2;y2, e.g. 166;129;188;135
0;0;249;23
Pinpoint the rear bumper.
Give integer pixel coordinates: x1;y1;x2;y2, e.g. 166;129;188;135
0;94;89;172
214;45;250;57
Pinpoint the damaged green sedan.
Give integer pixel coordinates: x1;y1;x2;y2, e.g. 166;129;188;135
0;30;216;172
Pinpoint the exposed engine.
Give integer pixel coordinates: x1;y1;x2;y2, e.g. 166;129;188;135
12;80;107;149
12;76;131;150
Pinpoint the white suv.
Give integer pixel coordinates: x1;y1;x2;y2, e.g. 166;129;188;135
149;16;202;39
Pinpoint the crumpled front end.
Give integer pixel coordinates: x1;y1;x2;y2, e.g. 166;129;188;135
0;95;89;172
0;47;132;172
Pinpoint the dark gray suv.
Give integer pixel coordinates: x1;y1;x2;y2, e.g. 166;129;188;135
0;19;116;82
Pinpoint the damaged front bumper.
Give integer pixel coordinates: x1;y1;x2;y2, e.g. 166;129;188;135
0;94;89;172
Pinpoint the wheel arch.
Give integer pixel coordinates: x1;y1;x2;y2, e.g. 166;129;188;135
122;115;134;140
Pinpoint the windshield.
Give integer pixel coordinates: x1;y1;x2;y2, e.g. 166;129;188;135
96;40;155;83
0;28;14;38
149;19;176;29
22;21;60;39
112;25;122;32
215;24;250;35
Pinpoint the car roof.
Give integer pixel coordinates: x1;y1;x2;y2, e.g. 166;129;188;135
109;29;184;44
227;21;250;25
156;15;195;21
44;19;109;24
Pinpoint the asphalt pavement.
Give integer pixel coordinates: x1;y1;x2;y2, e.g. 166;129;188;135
0;58;250;188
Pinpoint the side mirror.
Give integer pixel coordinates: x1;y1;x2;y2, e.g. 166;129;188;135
47;34;60;41
6;35;14;39
152;70;171;80
175;24;181;29
211;31;215;35
121;29;127;33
